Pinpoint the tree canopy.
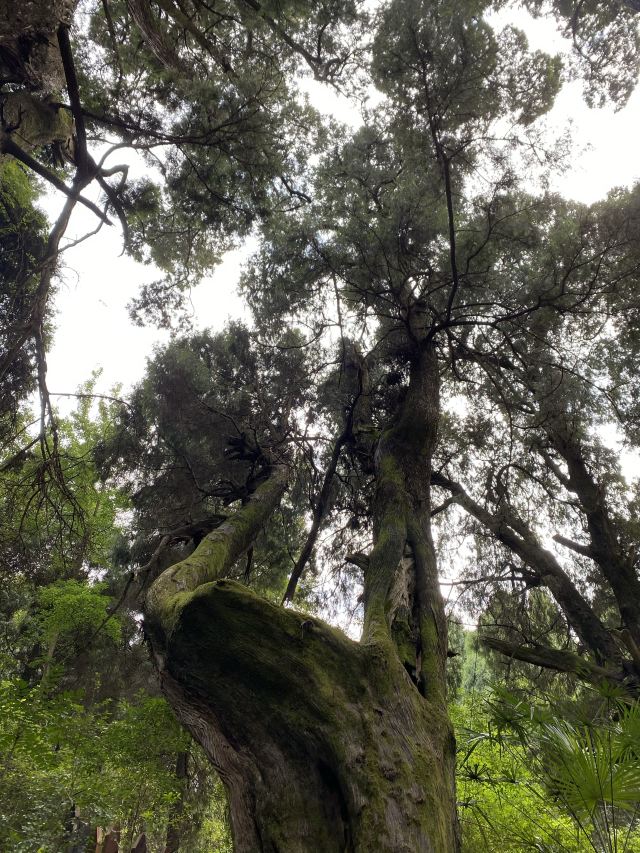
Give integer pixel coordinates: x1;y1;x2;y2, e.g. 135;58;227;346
2;0;640;850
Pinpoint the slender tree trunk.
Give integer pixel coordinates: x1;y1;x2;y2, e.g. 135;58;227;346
41;630;59;684
145;345;459;851
63;804;91;853
164;751;188;853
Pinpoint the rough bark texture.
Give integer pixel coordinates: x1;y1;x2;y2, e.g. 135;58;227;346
1;0;77;167
145;343;459;852
0;0;77;90
149;581;456;852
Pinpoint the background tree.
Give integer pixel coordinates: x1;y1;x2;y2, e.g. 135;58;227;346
428;185;640;691
494;0;640;106
0;393;233;851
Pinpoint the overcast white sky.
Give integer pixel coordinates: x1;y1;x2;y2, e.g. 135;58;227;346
42;8;639;411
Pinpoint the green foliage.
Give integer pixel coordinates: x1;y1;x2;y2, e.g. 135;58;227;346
450;635;640;851
2;0;640;846
485;689;640;851
37;579;121;646
497;0;640;107
0;376;130;584
73;0;368;325
456;700;584;851
0;391;232;851
455;690;640;851
0;390;232;851
0;160;48;437
98;324;312;598
373;0;562;130
0;680;231;852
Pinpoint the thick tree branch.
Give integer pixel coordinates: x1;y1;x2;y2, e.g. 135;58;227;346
0;136;111;224
237;0;330;78
87;514;229;646
432;471;618;663
57;23;88;174
345;552;370;571
481;636;630;690
155;0;234;73
545;415;640;647
431;495;456;517
145;465;288;631
0;192;78;384
553;533;593;559
126;0;190;72
0;436;40;472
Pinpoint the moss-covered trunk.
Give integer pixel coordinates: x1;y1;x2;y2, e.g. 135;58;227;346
148;580;456;852
144;343;459;851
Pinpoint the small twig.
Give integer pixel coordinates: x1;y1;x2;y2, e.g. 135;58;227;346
48;391;133;410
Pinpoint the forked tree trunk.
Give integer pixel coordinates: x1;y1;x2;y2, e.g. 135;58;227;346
144;343;459;852
148;580;457;852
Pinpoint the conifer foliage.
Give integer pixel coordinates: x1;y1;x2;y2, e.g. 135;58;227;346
1;0;640;850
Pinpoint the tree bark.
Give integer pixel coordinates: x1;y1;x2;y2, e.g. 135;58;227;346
481;636;629;689
145;345;459;852
432;472;620;666
150;581;457;851
164;751;188;853
0;0;77;91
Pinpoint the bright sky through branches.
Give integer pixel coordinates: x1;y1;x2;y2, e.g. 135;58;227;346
43;6;639;411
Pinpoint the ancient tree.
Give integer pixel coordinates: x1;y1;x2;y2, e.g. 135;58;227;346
2;0;640;850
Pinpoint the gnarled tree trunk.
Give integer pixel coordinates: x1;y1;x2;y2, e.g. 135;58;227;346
144;342;459;852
